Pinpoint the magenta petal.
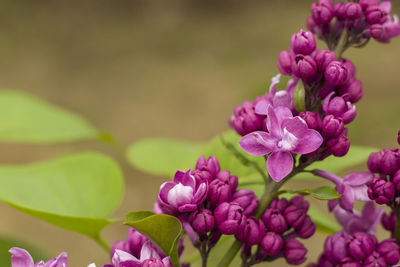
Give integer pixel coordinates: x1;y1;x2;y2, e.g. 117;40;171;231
292;129;323;154
267;151;294;182
339;185;355;212
254;99;271;115
239;131;276;156
344;172;374;186
281;117;308;137
273;91;292;108
351;185;370;202
9;248;35;267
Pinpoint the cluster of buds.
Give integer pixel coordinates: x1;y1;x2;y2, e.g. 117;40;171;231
106;229;187;267
309;232;400;267
251;196;315;265
308;0;400;46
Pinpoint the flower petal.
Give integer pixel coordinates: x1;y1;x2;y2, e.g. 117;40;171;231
112;250;140;267
254;99;271;115
281;117;308;137
292;129;323;154
266;106;292;137
339;185;355;212
239;131;276;156
344;172;374;186
266;151;294;182
9;247;35;267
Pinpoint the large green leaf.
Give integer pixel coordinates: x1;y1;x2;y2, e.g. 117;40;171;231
0;152;123;244
125;211;183;267
126;138;204;177
0;236;47;265
0;90;100;143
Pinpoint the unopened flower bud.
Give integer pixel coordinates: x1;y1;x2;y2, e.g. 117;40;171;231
261;232;283;256
314;49;337;71
295;215;316;238
325;232;350;263
311;1;334;25
235;217;265;246
325;61;349;86
376;238;400;265
299;111;322;131
381;149;400;175
322;115;344;138
214;202;246;235
231;189;258;216
262;208;288;234
194;156;220;182
277;50;293;75
269;198;290;213
363;251;386;267
189;209;215;235
348;232;376;261
284;239;307;265
216;170;238;192
289;195;310;210
369;24;385;41
338;79;363;103
381;211;396;232
359;0;379;10
284;204;307;228
365;6;388;25
343;2;362;20
367;177;395;204
142;259;165;267
229;100;264;136
291;30;316;55
340;58;356;79
367;151;385;173
208;179;232;205
327;133;350;157
293;55;317;80
323;93;357;124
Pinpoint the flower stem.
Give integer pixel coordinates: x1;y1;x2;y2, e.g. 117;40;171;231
216;240;242;267
93;235;111;252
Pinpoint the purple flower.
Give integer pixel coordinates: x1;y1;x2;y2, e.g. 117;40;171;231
9;247;68;267
317;170;373;211
231;189;258;216
324;231;351;263
291;30;317;55
324;61;349;86
348;232;376;261
326;132;351;157
321;115;344;139
158;170;208;214
277;50;293;75
229;99;265;136
240;106;323;181
363;251;386;267
365;5;388;25
214;202;246;235
110;241;171;267
311;1;334;25
332;201;384;235
376;238;400;265
235;217;265;246
367;177;395;204
381;211;396;232
260;232;283;256
367;150;385;173
338;79;363;104
189;209;215;235
193;155;220;183
293;55;318;80
313;49;337;71
111;228;147;259
284;239;307;265
323;93;357;124
381;148;400;175
343;2;362;20
207;170;238;205
299;111;322;131
284;204;307;229
262;208;288;234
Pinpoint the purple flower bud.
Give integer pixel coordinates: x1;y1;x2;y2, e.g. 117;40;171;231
376;238;400;265
338;79;363;104
343;2;362;20
365;6;388;25
393;170;400;193
314;49;337;71
293;55;317;80
295;215;316;238
340;58;356;79
325;232;350;263
111;240;130;259
311;2;334;25
322;115;344;139
363;251;386;267
189;209;215;235
369;24;385;40
381;211;396;232
299;111;322;131
367;177;395;204
289;195;310;210
335;2;347;20
231;189;258;216
269;198;290;213
359;0;379;10
262;208;288;234
260;232;283;256
158;170;208;214
323;93;357;124
194;156;220;182
214;202;246;235
277;50;293;75
325;61;349;86
367;151;385;173
381;148;400;175
348;232;376;261
207;179;232;205
327;133;350;157
142;259;165;267
216;170;238;191
291;30;316;55
284;239;307;265
127;229;148;258
284;204;307;229
229;100;264;136
235;217;265;246
339;258;362;267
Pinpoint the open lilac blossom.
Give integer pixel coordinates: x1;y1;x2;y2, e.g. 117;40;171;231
332;201;384;235
316;170;373;211
158;170;208;214
9;247;68;267
240;105;323;181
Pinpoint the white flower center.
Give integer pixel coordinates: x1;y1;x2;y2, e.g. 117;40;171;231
277;128;298;151
167;183;193;207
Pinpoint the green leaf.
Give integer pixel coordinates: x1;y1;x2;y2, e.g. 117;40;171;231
308;204;341;235
0;90;101;144
0;152;123;244
125;211;183;267
0;236;47;265
126;138;204;177
310;186;341;200
293;82;306;112
294;145;378;180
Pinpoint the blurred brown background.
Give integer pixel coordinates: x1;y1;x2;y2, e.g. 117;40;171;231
0;0;399;266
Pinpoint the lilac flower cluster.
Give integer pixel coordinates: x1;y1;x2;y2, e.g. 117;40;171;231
308;0;400;46
310;232;400;267
253;196;316;265
9;247;68;267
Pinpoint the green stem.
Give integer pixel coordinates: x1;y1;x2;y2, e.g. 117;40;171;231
216;240;242;267
93;235;111;252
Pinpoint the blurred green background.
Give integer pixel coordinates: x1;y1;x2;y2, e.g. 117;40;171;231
0;0;399;266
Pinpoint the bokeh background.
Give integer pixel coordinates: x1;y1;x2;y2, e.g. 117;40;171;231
0;0;399;266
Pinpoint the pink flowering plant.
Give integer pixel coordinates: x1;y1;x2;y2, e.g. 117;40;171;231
2;0;400;266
